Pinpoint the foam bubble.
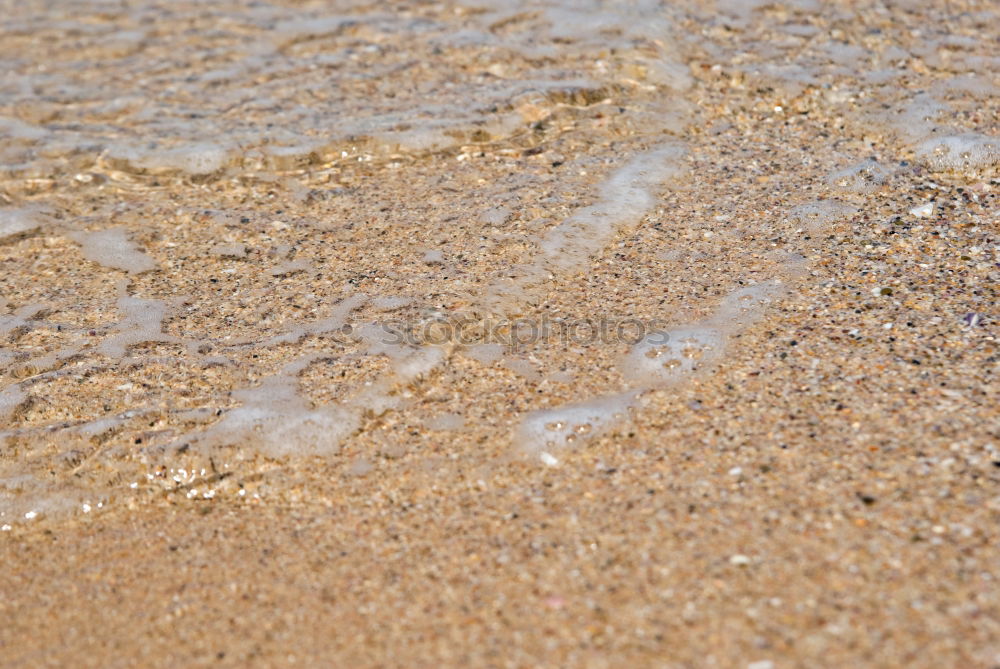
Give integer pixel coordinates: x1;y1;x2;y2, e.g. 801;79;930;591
371;296;412;312
502;357;541;381
914;133;1000;174
874;94;949;143
484;143;686;314
210;243;247;258
175;372;360;457
390;346;445;380
272;15;358;48
0;207;45;245
516;391;638;457
105;142;231;177
712;281;785;327
619;326;725;387
640;59;694;91
426;413;465;431
0;384;27;422
0;303;48;339
539;143;686;273
97;297;179;358
619;281;781;387
789;200;858;230
519;280;784;462
464;343;504;365
68;228;158;274
0;116;47;142
827;159;890;192
148;143;230;176
268;294;366;345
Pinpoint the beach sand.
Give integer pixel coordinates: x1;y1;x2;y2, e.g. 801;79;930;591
1;0;998;666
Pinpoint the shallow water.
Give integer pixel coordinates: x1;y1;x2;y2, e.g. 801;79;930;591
0;0;997;525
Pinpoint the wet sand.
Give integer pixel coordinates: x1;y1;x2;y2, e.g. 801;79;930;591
1;0;998;666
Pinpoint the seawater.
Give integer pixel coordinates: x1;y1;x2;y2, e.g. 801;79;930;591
1;0;997;522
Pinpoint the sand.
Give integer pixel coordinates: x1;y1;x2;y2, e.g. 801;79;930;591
1;0;998;666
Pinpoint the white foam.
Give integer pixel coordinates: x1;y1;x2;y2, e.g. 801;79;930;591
711;281;784;327
75;415;127;439
516;391;638;457
0;207;45;245
640;59;694;91
68;228;158;274
0;384;27;422
0;116;48;142
483;143;686;314
914;133;1000;174
269;259;311;277
390;346;445;380
0;471;92;523
517;281;784;461
9;346;81;379
538;143;687;273
874;94;949;143
934;75;999;99
620;326;725;387
272;15;358;48
178;372;360;457
827;159;890;192
352;321;411;360
463;343;504;364
97;297;179;358
337;323;448;416
105;142;230;177
480;206;512;226
268;294;366;345
620;281;781;387
422;249;445;264
425;413;465;431
821;42;869;67
146;143;230;176
502;357;541;381
789;200;858;230
371;296;412;312
210;243;247;258
0;304;48;339
263;144;320;170
742;63;819;98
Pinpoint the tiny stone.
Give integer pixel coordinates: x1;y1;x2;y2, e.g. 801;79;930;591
540;451;559;467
